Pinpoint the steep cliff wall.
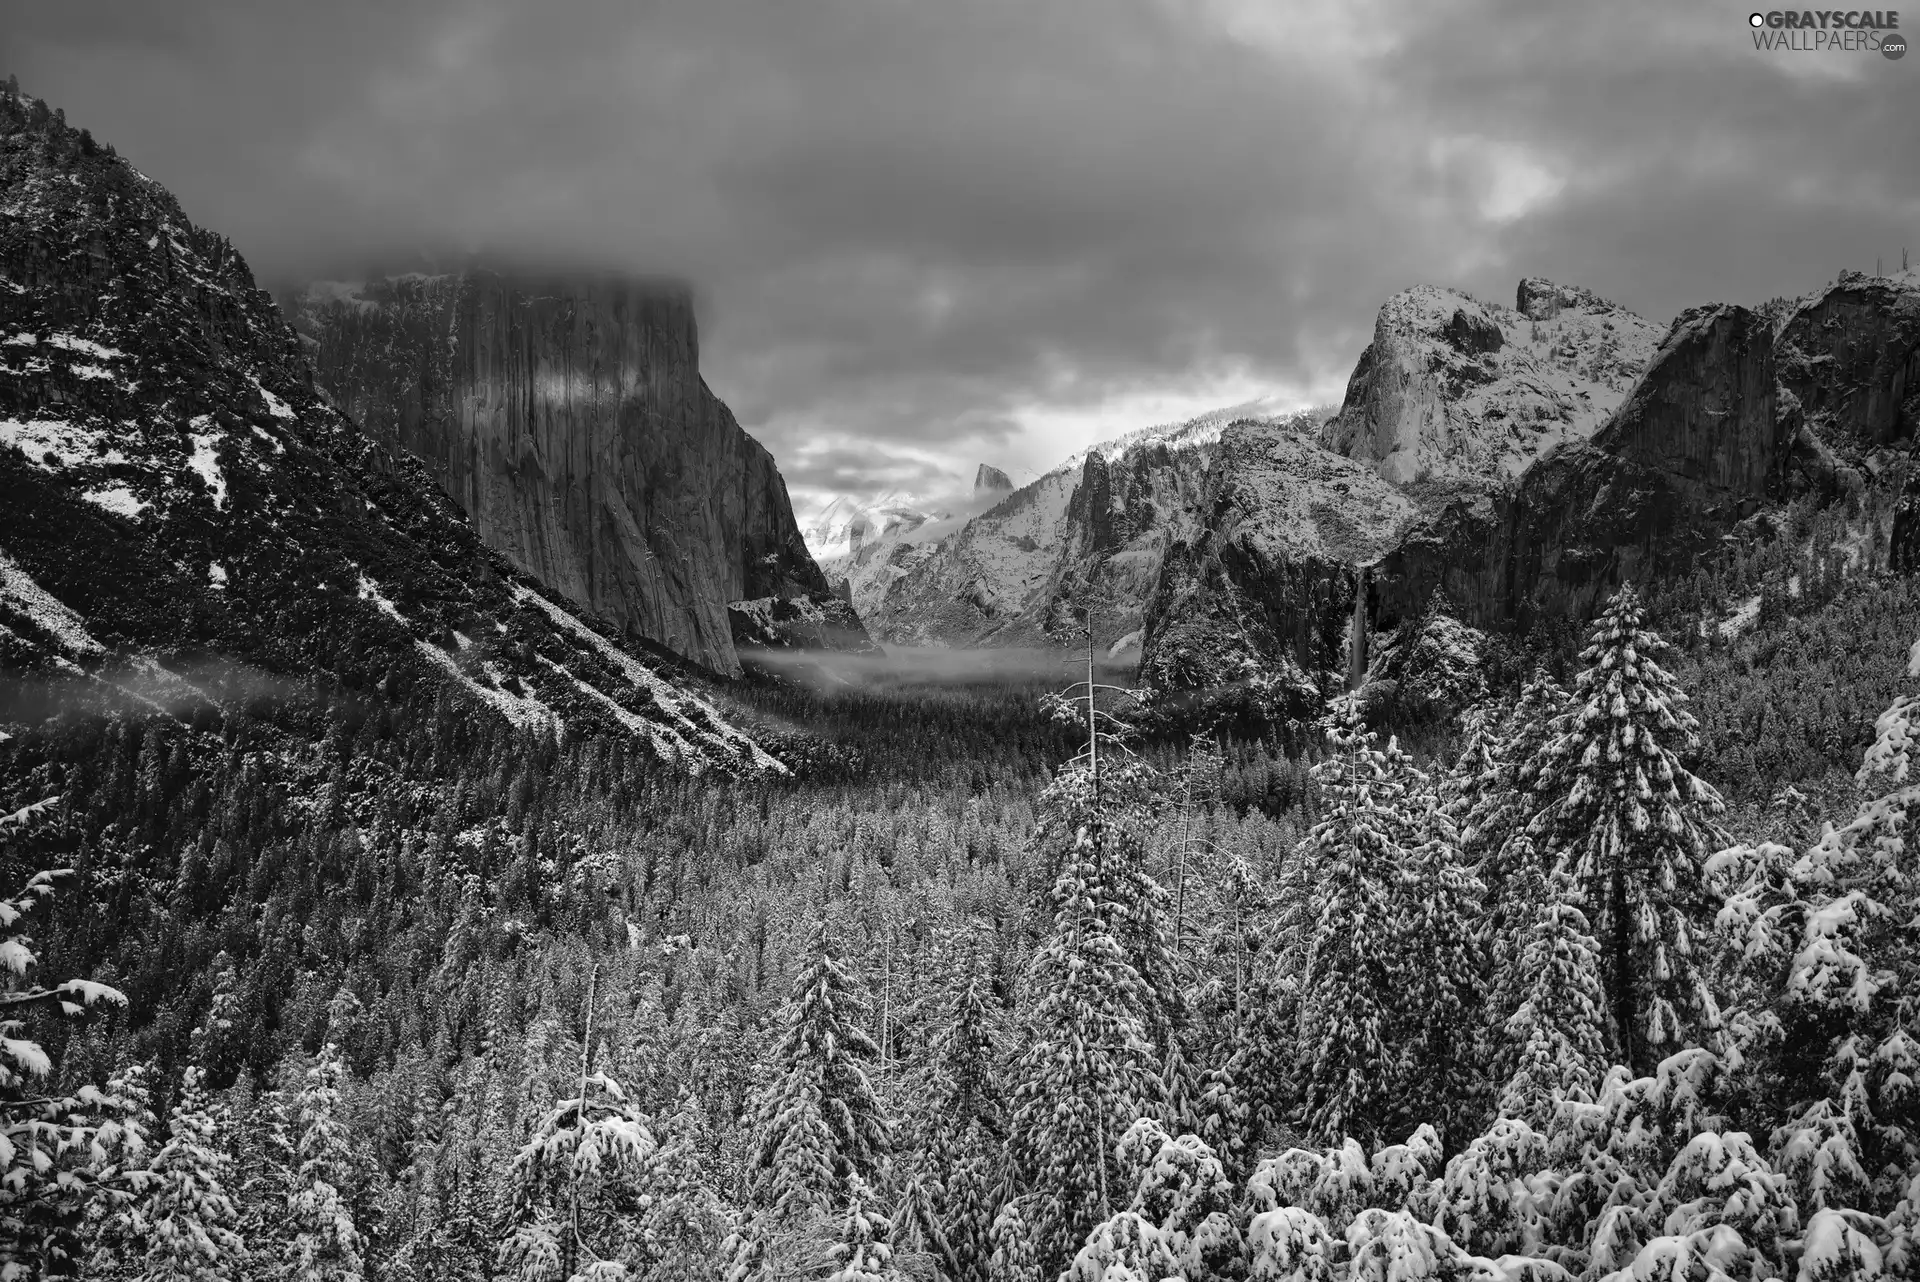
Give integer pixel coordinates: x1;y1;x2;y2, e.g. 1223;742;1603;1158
1319;280;1661;486
1141;284;1833;715
296;272;846;676
1140;422;1415;694
1776;270;1920;455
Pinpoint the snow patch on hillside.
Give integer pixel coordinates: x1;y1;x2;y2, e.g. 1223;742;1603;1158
250;375;295;421
0;418;122;470
0;553;103;655
187;428;226;509
415;641;557;732
512;584;787;774
82;486;147;519
356;574;406;624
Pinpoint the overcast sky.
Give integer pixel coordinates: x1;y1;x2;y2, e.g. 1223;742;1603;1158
7;0;1917;517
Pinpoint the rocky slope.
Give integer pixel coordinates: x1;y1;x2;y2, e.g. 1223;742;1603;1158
0;86;784;774
1142;273;1920;722
864;402;1318;653
290;271;866;677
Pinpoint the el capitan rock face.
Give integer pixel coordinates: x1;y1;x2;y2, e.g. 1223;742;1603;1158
294;271;848;677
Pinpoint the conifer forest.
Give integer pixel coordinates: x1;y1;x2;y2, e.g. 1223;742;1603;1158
7;560;1920;1282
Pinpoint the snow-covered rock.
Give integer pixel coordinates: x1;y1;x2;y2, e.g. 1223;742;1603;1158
865;403;1318;652
1140;418;1414;703
1320;280;1661;486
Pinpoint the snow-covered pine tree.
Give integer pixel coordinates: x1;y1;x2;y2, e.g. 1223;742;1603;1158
1294;699;1410;1148
1496;865;1611;1129
229;1074;298;1277
1383;738;1486;1144
890;1170;956;1282
921;954;1004;1282
827;1176;897;1282
1460;667;1570;885
986;1199;1042;1282
287;1043;367;1282
745;919;891;1219
1037;639;1183;1062
1007;813;1163;1274
1190;848;1292;1185
1528;584;1728;1073
498;1066;663;1281
0;831;133;1280
75;1061;158;1278
134;1065;249;1281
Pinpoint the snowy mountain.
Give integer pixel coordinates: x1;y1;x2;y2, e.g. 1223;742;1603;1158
0;87;783;774
1319;278;1662;487
1141;271;1920;726
862;401;1325;652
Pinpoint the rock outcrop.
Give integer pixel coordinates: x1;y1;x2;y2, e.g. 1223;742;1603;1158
1141;421;1415;697
293;271;852;677
1371;304;1781;635
974;464;1013;496
1318;282;1661;486
1775;270;1920;455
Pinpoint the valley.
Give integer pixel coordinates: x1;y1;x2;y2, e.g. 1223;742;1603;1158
3;66;1920;1282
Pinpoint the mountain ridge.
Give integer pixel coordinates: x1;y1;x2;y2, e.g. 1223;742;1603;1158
0;85;785;774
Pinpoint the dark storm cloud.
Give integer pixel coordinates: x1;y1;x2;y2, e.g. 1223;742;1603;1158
8;0;1917;510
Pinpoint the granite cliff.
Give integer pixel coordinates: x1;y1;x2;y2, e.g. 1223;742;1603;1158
1141;273;1920;723
292;272;866;677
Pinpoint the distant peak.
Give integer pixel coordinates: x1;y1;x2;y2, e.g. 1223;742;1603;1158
974;464;1013;495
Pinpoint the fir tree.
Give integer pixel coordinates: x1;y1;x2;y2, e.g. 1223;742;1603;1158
1007;813;1162;1274
1528;585;1728;1073
287;1044;367;1282
1294;700;1408;1147
745;919;891;1217
922;953;1004;1282
827;1176;897;1282
1743;638;1920;1221
0;842;133;1281
136;1066;249;1281
1385;743;1486;1145
1495;867;1611;1129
